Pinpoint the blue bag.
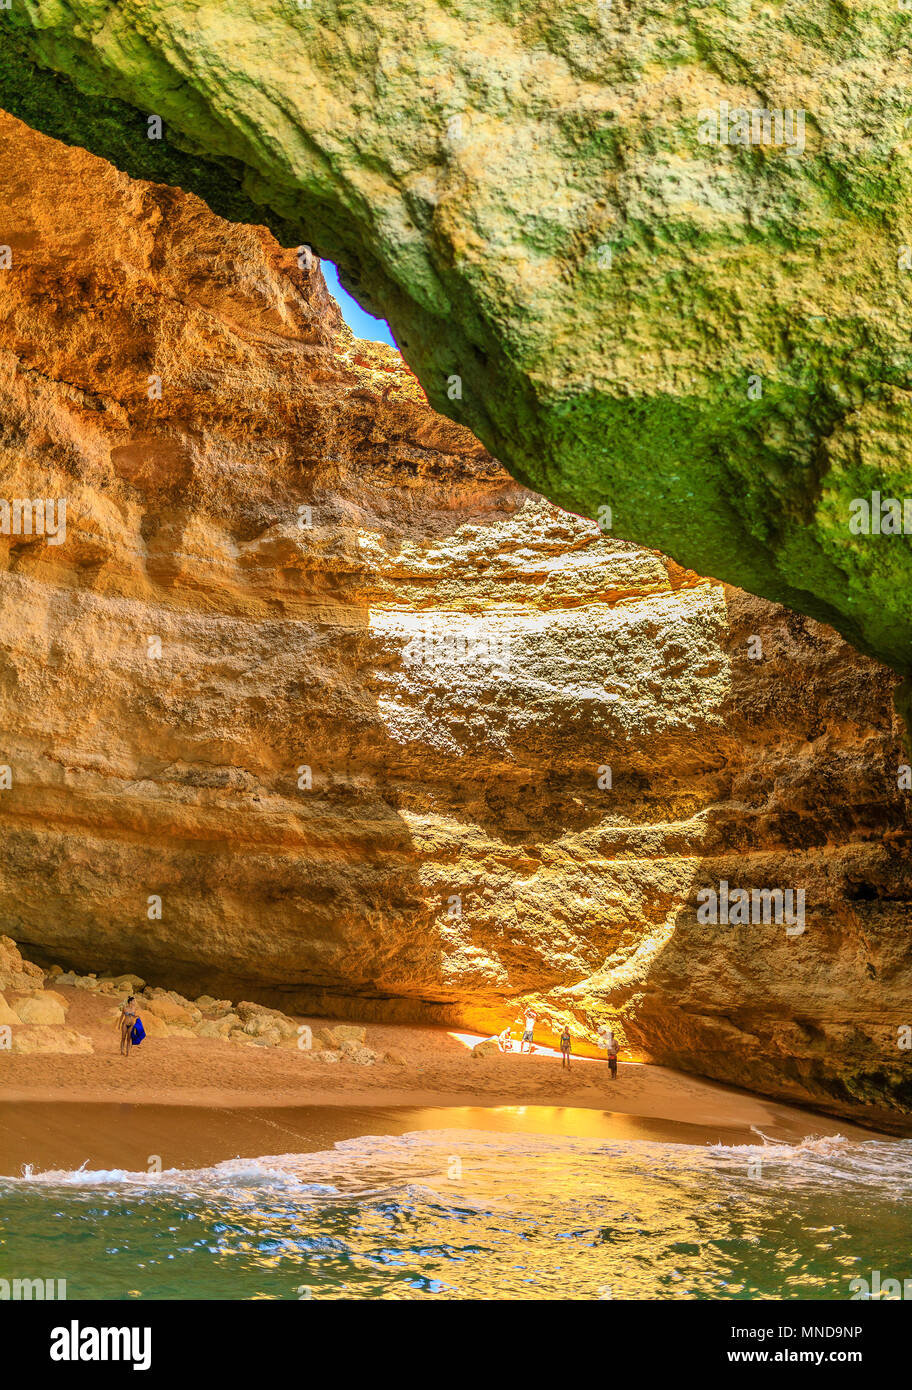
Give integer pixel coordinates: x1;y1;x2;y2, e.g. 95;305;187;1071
130;1017;146;1046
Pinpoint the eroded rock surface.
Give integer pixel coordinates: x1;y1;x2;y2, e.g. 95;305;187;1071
2;4;912;676
0;936;93;1052
0;114;910;1124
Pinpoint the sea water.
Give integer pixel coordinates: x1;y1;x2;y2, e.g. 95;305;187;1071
1;1128;910;1300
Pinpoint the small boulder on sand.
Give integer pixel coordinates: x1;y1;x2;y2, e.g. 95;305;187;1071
237;1002;297;1040
244;1015;295;1043
0;936;44;993
138;1012;171;1039
15;995;68;1026
96;978;126;996
144;988;201;1022
472;1037;500;1058
0;992;20;1026
195;996;233;1018
9;1026;93;1055
115;974;145;992
32;989;70;1011
315;1023;367;1050
195;1014;240;1040
244;1032;282;1048
142;995;196;1028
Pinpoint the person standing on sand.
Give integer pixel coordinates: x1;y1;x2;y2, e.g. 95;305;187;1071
119;995;138;1057
559;1024;572;1070
605;1032;619;1080
520;1007;537;1054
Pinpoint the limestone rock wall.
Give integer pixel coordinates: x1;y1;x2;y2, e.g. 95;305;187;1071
2;3;912;677
0;113;910;1125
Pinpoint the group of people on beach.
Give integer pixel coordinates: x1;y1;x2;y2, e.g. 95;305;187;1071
497;1008;619;1078
117;989;620;1079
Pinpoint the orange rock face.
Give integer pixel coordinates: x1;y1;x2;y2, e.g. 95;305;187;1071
0;111;910;1126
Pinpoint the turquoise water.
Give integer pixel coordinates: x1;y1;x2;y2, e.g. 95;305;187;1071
2;1129;911;1300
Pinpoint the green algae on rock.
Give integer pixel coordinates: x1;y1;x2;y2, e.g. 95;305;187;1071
2;1;912;681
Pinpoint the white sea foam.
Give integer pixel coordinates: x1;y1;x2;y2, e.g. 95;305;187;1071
3;1127;910;1300
5;1127;912;1199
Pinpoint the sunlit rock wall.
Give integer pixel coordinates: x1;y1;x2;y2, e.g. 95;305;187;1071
0;113;910;1125
3;2;912;680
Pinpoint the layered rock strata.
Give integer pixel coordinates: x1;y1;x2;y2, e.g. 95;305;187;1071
2;3;912;677
0;113;909;1125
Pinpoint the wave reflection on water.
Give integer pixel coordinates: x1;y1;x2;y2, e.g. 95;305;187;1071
2;1130;911;1300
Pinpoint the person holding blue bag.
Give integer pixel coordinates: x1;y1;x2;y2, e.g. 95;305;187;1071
118;994;145;1056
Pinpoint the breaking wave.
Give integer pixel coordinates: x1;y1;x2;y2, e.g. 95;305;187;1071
3;1129;911;1299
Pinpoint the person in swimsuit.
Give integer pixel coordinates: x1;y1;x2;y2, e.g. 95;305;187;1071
498;1026;513;1053
119;994;138;1056
520;1007;537;1054
559;1024;572;1070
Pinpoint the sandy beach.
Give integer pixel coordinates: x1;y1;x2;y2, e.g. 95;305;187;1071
0;983;881;1175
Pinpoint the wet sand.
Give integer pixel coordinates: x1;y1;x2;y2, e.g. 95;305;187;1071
0;984;885;1174
0;1096;876;1177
